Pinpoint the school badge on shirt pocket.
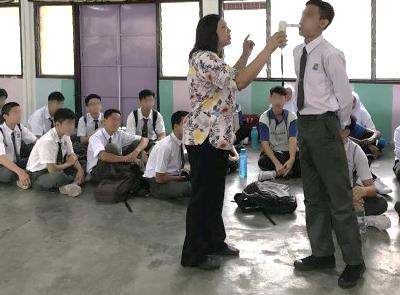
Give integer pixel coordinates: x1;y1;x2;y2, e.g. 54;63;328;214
312;63;319;70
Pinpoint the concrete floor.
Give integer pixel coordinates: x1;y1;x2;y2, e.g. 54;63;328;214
1;148;399;295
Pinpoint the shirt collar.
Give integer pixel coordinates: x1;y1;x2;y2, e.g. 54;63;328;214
50;127;66;143
138;108;153;120
44;106;52;119
87;112;102;122
101;128;114;141
304;34;324;54
1;123;15;133
267;108;288;122
170;132;182;146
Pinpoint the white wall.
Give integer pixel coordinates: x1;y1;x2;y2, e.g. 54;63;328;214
202;0;219;16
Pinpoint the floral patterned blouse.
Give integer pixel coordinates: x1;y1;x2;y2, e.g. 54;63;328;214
183;50;238;151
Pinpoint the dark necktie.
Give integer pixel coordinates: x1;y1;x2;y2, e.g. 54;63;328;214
180;144;185;170
11;131;20;162
297;47;308;111
108;136;112;144
56;142;63;164
94;119;99;130
50;118;54;128
142;119;149;138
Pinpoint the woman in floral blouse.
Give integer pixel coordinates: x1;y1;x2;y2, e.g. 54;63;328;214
181;14;287;270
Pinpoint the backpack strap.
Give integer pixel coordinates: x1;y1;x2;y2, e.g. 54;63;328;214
0;127;7;147
133;110;138;128
152;110;158;133
84;116;87;126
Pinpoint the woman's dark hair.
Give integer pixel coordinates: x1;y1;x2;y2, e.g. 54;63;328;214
189;14;221;59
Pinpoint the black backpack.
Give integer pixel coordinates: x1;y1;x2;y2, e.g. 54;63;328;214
234;181;297;224
133;109;158;133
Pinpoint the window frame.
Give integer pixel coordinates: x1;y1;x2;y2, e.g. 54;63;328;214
158;0;203;80
0;1;23;78
34;2;76;79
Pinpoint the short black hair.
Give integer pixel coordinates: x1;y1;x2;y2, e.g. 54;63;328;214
270;86;287;97
345;116;357;132
85;93;102;106
54;108;76;123
48;91;65;102
0;88;8;98
104;109;121;119
306;0;335;29
171;111;189;128
1;102;19;117
139;89;155;101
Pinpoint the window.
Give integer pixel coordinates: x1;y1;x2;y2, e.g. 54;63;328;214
38;5;74;76
376;0;400;79
0;6;22;76
224;0;267;78
160;1;200;77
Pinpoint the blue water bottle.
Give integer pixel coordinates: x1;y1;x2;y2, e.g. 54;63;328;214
251;126;258;150
239;148;247;178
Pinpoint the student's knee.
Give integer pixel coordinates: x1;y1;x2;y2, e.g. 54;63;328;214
365;197;388;216
33;172;73;191
258;154;274;171
0;167;17;184
122;140;141;156
105;143;121;155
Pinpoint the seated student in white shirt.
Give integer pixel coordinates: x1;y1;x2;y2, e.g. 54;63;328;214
28;91;65;138
0;88;8;125
87;109;149;183
0;102;37;189
341;118;390;230
77;94;103;144
394;125;400;182
27;108;85;197
144;111;191;199
126;89;166;149
258;86;300;178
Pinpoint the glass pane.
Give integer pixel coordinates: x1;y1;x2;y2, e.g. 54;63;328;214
39;6;74;76
161;2;200;77
376;0;400;79
271;0;371;79
224;0;267;78
0;7;22;75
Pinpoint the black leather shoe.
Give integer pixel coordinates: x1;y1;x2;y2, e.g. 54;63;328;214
213;245;240;257
338;263;366;289
294;255;336;271
182;256;221;271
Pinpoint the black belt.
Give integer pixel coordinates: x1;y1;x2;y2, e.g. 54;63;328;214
297;111;337;120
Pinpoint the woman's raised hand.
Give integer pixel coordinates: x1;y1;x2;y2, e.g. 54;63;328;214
266;31;287;53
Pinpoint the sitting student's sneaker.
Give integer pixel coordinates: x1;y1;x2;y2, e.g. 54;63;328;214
338;262;366;289
258;171;277;182
294;255;336;271
212;245;240;257
365;215;391;231
16;180;30;190
59;183;82;198
394;202;400;218
374;178;392;195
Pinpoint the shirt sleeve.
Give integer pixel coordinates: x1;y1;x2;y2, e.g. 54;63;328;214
354;145;373;182
288;120;297;138
28;112;44;136
89;135;106;159
126;112;136;135
66;137;74;156
21;125;37;145
196;52;238;91
38;139;57;165
259;122;270;142
154;146;170;174
363;112;376;131
394;127;400;160
324;51;353;129
0;132;6;156
350;123;369;139
77;117;86;137
121;131;141;147
155;112;166;135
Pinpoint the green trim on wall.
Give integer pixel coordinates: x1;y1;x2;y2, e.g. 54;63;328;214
251;81;280;115
61;79;75;111
353;83;393;142
159;80;174;133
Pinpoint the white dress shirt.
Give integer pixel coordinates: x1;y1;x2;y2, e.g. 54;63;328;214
77;112;103;137
144;132;184;179
344;139;372;187
0;123;36;162
27;128;74;173
86;128;142;173
394;125;400;160
27;105;54;137
293;35;353;128
126;108;165;141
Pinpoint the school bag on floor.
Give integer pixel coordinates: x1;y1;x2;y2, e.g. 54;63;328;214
234;181;297;224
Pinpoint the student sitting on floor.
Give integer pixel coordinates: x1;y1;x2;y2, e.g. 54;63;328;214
0;102;37;189
283;85;297;114
342;118;390;230
258;86;300;178
28;91;65;138
77;94;103;145
87;109;149;183
0;88;8;124
144;111;191;199
26;108;85;197
351;91;376;130
394;125;400;182
126;89;166;150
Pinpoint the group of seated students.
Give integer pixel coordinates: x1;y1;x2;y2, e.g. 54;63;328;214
0;85;399;221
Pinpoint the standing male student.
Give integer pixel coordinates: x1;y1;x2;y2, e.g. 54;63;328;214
27;108;85;197
292;0;364;289
87;109;149;183
28;91;65;137
0;102;37;189
0;88;8;124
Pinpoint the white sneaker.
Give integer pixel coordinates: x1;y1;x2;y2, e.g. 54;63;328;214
374;178;392;195
365;215;391;231
59;183;82;198
16;180;30;190
258;171;277;182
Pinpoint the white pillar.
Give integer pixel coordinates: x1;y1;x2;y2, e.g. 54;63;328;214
202;0;219;16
